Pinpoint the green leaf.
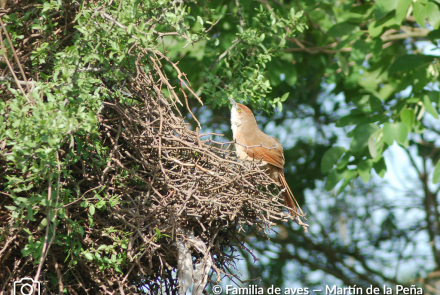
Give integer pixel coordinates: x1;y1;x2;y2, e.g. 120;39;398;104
115;265;123;274
358;159;373;183
281;92;289;102
337;55;349;76
89;204;95;216
327;22;358;37
84;252;94;261
321;147;347;172
413;2;426;27
374;0;398;20
351;40;368;66
337;153;351;170
38;218;47;231
382;122;395;145
400;108;415;131
335;32;364;50
429;91;440;105
395;0;412;22
389;55;425;73
373;157;387;178
197;15;204;26
426;2;440;29
382;122;408;145
368;129;384;159
423;94;439;119
337;169;357;195
370;38;383;58
394;122;408;144
97;245;107;251
368;14;397;37
325;168;346;191
433;160;440;183
350;124;380;153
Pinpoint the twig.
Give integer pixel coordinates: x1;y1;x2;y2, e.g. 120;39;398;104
0;29;31;103
34;152;62;284
0;18;30;92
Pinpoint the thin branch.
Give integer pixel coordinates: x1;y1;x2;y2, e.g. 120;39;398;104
34;152;62;284
0;18;30;92
0;29;31;103
0;75;35;85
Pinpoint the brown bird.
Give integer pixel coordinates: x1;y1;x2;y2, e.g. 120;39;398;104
228;97;307;230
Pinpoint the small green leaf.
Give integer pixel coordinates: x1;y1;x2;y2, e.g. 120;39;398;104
373;157;387;178
350;124;380;153
429;91;440;105
325;168;346;191
368;14;397;37
423;94;439;119
395;0;412;22
84;252;94;261
413;2;427;28
277;101;282;112
337;153;351;170
327;22;358;37
368;129;384;159
371;38;383;58
358;159;373;183
426;2;440;29
197;16;204;26
280;92;289;102
321;147;347;172
89;204;95;216
97;245;107;251
394;122;408;144
374;0;398;20
401;108;415;131
337;55;349;76
337;170;357;195
382;123;394;146
382;122;408;145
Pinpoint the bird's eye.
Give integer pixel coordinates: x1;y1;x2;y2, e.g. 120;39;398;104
238;108;241;113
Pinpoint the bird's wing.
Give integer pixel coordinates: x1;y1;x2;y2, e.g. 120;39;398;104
242;135;285;168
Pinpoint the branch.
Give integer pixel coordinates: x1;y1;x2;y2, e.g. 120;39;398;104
381;26;429;42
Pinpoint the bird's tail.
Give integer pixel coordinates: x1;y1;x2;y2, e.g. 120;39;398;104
278;169;308;232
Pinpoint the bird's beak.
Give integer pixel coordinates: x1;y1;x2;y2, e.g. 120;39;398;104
228;97;237;108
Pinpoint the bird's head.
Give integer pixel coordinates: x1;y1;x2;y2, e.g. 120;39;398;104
228;97;256;128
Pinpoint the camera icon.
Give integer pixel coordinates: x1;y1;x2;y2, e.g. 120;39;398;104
13;278;40;295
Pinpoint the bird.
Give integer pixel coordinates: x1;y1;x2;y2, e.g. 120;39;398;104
228;97;307;231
